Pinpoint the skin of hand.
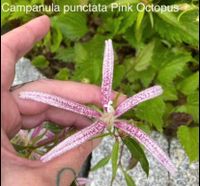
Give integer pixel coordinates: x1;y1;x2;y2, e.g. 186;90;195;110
1;15;125;186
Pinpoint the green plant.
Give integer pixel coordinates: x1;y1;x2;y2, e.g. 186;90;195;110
2;0;199;185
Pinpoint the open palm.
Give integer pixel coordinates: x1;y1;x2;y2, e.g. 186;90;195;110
1;15;109;186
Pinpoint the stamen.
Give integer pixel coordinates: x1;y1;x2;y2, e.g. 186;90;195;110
104;100;114;113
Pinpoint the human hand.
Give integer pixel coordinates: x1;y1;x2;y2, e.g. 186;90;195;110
1;15;105;186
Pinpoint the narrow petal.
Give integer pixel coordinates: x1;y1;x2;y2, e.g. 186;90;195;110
18;130;28;141
76;177;91;186
19;91;101;118
36;127;69;146
101;39;114;111
40;121;106;162
115;85;163;117
45;130;55;139
31;125;43;139
115;121;177;174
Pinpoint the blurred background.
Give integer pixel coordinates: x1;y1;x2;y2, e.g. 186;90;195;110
1;0;199;165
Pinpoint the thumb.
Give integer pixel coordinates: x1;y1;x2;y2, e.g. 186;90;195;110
40;138;101;185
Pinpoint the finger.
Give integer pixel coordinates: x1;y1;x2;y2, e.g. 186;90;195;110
12;79;102;115
1;15;50;89
40;138;100;185
21;107;93;129
12;79;126;115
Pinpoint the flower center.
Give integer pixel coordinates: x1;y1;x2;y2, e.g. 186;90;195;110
100;112;115;128
101;101;116;128
104;100;115;113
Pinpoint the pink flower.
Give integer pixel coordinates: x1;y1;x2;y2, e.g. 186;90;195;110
17;124;57;159
19;39;176;174
18;124;54;145
76;177;91;186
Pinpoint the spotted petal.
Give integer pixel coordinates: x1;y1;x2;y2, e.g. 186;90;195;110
41;120;106;162
115;85;163;117
101;39;114;111
31;124;43;139
19;91;101;118
115;121;177;174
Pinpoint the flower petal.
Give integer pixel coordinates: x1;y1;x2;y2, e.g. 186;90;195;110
45;130;55;139
115;121;177;174
115;85;163;117
76;177;91;186
101;39;114;111
19;91;101;118
18;130;29;142
40;120;106;162
31;124;43;139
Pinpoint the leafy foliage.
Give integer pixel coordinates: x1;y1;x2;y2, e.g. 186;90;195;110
2;0;199;184
111;141;119;181
135;98;166;132
91;155;111;171
32;55;49;69
51;13;88;40
123;137;149;176
177;126;199;162
123;170;136;186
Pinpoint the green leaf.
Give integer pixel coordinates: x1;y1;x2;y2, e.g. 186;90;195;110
123;27;140;49
123;171;136;186
103;4;138;35
174;91;199;123
49;25;63;53
123;137;149;176
54;68;69;80
1;0;11;26
162;85;178;101
138;67;156;88
177;126;199;162
44;122;63;133
74;43;88;63
135;6;145;41
186;92;199;123
12;143;27;151
73;35;105;83
7;1;29;21
134;40;155;71
148;11;154;28
177;71;199;95
32;55;49;69
102;16;123;36
135;97;165;132
157;53;192;85
91;156;111;172
113;65;125;89
135;122;151;134
111;141;119;181
155;11;199;45
54;47;75;62
118;11;138;34
51;13;88;40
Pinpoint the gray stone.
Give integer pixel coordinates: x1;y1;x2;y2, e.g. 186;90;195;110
169;138;199;186
89;132;199;186
13;57;45;86
89;132;169;186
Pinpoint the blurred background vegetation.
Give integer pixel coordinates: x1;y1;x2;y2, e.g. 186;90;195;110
1;0;199;162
